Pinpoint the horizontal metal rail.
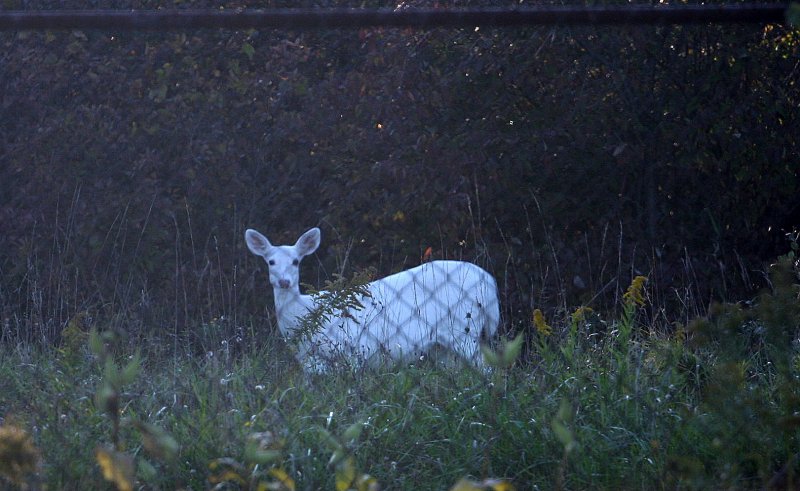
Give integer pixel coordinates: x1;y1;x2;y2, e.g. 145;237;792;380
0;4;790;31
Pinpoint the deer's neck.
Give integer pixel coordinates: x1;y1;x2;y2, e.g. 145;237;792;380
273;288;315;338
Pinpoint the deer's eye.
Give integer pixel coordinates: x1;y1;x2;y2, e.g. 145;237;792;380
268;259;275;266
292;259;299;266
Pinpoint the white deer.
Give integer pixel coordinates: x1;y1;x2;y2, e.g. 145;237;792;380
245;227;500;372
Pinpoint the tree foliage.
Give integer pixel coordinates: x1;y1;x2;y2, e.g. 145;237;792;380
0;1;798;344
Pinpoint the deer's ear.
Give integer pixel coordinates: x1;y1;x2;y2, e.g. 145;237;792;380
245;229;272;256
295;228;320;257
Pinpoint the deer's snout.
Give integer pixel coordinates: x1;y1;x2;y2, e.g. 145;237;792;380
278;279;291;289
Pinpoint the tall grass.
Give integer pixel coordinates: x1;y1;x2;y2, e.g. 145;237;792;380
2;248;799;489
1;200;798;489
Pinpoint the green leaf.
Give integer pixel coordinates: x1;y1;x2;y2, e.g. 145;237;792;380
552;399;577;453
103;358;120;385
246;446;283;465
133;420;179;461
316;427;342;453
95;383;119;417
480;344;500;367
551;419;575;452
137;458;157;482
342;421;365;442
787;3;800;27
242;42;256;60
120;353;141;385
501;334;524;367
89;329;104;356
148;85;168;102
328;448;345;468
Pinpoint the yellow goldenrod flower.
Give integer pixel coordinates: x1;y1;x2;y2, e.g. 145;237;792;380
673;322;686;343
623;275;648;307
532;309;552;336
0;424;40;487
571;306;594;324
96;446;134;491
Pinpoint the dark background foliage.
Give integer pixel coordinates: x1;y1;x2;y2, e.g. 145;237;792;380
1;0;798;346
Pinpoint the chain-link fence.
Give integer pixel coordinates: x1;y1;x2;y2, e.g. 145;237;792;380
0;5;786;30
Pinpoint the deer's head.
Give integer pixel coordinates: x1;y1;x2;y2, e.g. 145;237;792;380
245;228;320;292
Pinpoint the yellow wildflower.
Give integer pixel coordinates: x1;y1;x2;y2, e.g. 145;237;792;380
0;424;40;487
532;309;552;336
571;306;594;324
673;322;686;343
95;446;134;491
623;276;648;307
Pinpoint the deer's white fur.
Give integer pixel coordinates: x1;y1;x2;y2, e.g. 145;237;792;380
245;227;500;372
